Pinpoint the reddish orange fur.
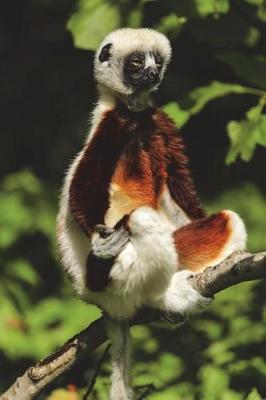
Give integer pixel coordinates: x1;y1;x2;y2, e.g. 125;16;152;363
114;151;155;207
113;144;166;209
155;111;205;220
174;211;231;272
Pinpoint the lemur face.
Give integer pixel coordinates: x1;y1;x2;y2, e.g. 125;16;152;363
123;50;163;90
94;28;172;98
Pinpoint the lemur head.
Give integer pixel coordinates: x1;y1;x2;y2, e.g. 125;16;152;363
94;28;172;111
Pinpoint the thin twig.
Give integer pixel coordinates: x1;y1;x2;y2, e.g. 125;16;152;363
82;344;111;400
137;383;156;400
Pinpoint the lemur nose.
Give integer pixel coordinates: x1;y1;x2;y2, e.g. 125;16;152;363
148;68;159;81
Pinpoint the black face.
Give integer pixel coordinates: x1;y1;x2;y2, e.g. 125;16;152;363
123;51;163;90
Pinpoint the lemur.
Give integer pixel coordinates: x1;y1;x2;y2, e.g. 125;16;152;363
57;28;247;400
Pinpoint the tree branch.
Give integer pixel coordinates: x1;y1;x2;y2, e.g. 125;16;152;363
1;250;266;400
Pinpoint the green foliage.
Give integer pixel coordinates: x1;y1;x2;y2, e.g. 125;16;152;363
218;52;266;91
193;0;230;16
67;0;121;50
67;0;145;50
47;387;80;400
0;171;100;365
163;81;247;128
226;99;266;163
0;170;55;249
155;14;186;40
67;0;266;165
246;388;263;400
67;0;231;51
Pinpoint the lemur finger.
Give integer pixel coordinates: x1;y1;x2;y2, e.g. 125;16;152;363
92;229;129;259
99;229;129;252
95;224;115;238
93;241;127;259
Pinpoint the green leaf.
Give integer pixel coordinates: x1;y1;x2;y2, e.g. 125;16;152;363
193;0;230;16
67;0;121;50
226;101;266;163
186;81;246;114
0;170;56;248
246;388;262;400
164;81;247;128
8;259;39;286
127;6;142;28
246;99;265;121
156;14;186;39
47;388;80;400
218;52;266;90
163;102;190;128
199;365;230;399
244;0;264;6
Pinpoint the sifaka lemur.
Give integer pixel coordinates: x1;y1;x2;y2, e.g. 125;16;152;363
57;28;247;400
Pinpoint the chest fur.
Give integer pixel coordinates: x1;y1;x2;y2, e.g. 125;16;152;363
105;131;167;226
69;108;167;233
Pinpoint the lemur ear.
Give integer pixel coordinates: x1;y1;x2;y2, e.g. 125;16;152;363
98;43;112;62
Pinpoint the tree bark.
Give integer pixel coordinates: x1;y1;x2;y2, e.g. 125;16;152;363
1;250;266;400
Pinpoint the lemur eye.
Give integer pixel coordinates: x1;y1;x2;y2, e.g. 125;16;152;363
155;57;163;68
153;52;163;69
129;59;142;68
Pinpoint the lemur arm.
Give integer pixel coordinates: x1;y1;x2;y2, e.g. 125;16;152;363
156;110;205;221
68;109;130;250
65;110;131;291
86;224;130;291
68;111;123;235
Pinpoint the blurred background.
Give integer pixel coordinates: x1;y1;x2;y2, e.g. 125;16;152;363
0;0;266;399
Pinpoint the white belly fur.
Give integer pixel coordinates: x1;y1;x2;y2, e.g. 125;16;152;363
85;189;192;318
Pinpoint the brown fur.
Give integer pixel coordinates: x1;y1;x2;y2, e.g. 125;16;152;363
154;110;205;220
174;211;231;272
69;110;129;235
69;104;205;290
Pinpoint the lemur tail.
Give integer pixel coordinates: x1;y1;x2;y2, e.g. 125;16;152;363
107;318;134;400
174;210;247;272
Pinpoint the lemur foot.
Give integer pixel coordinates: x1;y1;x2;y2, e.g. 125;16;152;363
158;310;187;326
92;225;130;259
154;270;213;316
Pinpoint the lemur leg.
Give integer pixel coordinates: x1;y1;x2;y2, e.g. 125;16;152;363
107;318;133;400
174;210;247;272
150;210;247;318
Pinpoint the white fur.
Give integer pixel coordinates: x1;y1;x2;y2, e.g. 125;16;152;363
158;187;191;232
223;210;247;252
84;207;179;319
108;319;133;400
151;270;212;315
57;151;90;293
94;28;172;101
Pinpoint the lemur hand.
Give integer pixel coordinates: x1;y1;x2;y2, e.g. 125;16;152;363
92;225;130;259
